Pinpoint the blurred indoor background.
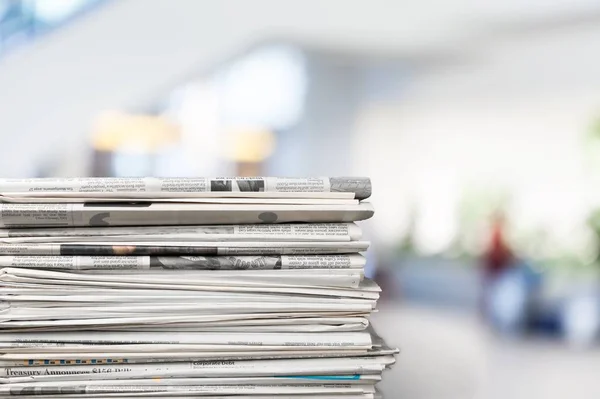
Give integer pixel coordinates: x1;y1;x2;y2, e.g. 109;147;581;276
2;0;600;397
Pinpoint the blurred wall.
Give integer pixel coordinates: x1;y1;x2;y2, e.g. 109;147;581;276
354;22;600;252
0;0;476;177
267;53;363;176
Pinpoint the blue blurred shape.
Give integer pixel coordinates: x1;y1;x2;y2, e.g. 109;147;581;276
488;260;541;335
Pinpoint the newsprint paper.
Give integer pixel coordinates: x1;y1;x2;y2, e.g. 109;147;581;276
0;175;397;399
0;223;363;243
0;254;367;270
0;203;374;227
0;177;372;200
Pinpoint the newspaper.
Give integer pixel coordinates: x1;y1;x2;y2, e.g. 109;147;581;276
0;196;360;205
0;316;372;332
0;352;380;365
0;394;379;399
0;177;372;200
0;303;370;319
3;301;373;320
0;275;382;300
0;346;398;366
0;383;378;396
0;265;368;287
0;281;381;298
1;285;375;330
0;315;372;331
0;356;393;382
2;292;373;309
1;288;376;305
0;202;374;227
0;223;363;243
0;269;364;291
90;323;369;333
0;381;378;398
2;311;371;325
0;317;371;332
1;325;369;334
0;383;375;397
0;393;379;399
0;254;366;270
0;241;369;256
0;330;372;346
0;355;395;378
0;375;382;385
0;344;380;355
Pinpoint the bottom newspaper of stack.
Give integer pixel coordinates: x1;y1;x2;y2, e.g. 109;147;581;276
0;254;397;397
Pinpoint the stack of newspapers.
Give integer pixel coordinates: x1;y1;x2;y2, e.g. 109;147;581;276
0;177;397;398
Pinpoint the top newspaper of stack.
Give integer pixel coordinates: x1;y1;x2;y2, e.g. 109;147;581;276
0;177;373;227
0;177;371;201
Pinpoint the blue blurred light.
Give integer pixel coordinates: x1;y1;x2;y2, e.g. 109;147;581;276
31;0;93;24
562;293;600;348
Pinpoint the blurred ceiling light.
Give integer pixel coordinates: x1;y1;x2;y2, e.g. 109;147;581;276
92;111;180;153
223;128;276;163
29;0;92;24
215;45;307;130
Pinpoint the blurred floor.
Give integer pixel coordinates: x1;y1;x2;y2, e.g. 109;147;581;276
374;302;600;398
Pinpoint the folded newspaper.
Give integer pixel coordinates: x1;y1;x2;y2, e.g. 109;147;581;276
0;177;371;200
0;202;374;227
0;176;397;398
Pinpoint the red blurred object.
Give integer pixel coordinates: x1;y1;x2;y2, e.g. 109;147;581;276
483;212;514;277
480;212;514;316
